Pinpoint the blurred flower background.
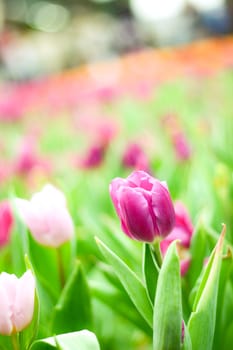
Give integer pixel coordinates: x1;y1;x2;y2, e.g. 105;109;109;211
0;1;233;349
0;0;233;79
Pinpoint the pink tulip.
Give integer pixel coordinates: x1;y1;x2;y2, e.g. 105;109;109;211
110;171;175;242
161;113;192;162
0;200;13;247
172;132;192;162
173;201;193;244
160;201;193;275
0;270;35;335
122;143;150;171
79;143;106;169
15;184;74;247
14;135;50;176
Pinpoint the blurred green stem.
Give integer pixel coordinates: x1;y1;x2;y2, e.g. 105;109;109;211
57;247;65;289
152;238;163;268
11;333;20;350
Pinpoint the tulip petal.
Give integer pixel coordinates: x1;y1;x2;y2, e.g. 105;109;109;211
0;276;13;335
32;184;66;207
15;184;74;248
151;184;175;236
174;201;193;236
13;270;35;332
109;178;127;216
127;170;154;190
119;188;155;242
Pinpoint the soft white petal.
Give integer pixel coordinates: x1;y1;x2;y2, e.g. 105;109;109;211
31;184;66;207
0;287;12;335
13;271;35;332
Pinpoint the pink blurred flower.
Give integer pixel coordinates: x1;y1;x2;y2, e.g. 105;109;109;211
161;113;192;162
14;136;50;176
74;118;117;169
122;143;150;171
160;201;193;275
110;170;175;242
174;201;193;242
0;200;13;247
78;143;106;169
172;132;192;162
15;184;74;247
0;270;35;335
96;122;117;147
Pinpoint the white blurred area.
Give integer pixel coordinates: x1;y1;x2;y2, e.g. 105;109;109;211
0;0;231;79
130;0;227;45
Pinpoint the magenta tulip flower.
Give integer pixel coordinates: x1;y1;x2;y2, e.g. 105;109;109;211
109;170;175;242
15;184;74;247
0;270;35;335
0;200;13;247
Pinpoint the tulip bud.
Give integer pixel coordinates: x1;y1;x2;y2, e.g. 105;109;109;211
109;170;175;242
0;200;13;247
15;184;74;247
0;270;35;335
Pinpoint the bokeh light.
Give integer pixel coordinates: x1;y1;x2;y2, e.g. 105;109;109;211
130;0;186;21
27;1;70;32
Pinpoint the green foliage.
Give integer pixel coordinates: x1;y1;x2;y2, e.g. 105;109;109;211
96;237;153;328
187;226;226;350
52;260;92;334
30;330;100;350
153;242;182;350
1;66;233;350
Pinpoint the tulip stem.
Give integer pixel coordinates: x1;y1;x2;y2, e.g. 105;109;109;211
152;239;163;268
11;333;20;350
57;247;65;289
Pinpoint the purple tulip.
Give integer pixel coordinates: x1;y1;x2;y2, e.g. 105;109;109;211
109;171;175;242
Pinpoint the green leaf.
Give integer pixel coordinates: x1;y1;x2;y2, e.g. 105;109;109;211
153;241;182;350
27;234;60;297
19;282;40;350
213;248;233;349
142;243;160;303
0;336;13;350
187;225;226;350
187;222;208;288
36;278;56;338
52;260;92;334
181;323;192;350
96;237;153;327
30;330;100;350
10;216;29;275
90;279;152;335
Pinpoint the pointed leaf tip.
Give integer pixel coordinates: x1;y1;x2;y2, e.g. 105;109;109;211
216;224;226;253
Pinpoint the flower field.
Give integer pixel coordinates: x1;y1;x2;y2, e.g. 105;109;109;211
0;36;233;350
